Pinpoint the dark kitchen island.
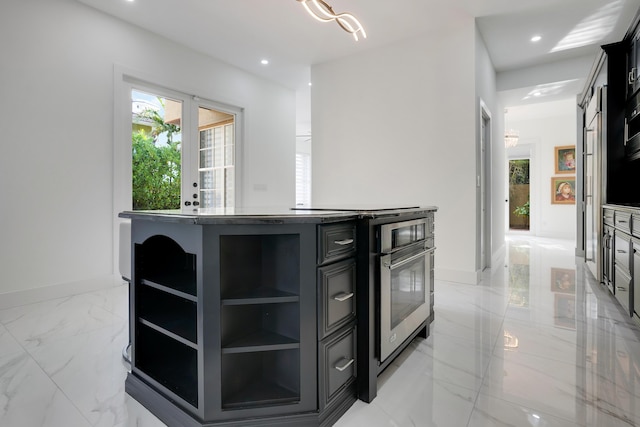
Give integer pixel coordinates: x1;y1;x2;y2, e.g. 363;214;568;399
119;206;436;427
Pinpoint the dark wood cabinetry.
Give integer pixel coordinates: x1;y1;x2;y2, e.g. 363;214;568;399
127;220;321;426
579;10;640;323
125;217;361;427
122;207;436;426
627;26;640;98
315;222;357;422
602;206;637;320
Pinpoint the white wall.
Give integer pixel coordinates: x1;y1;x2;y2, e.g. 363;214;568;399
0;0;296;295
311;14;480;284
475;27;506;270
507;99;577;240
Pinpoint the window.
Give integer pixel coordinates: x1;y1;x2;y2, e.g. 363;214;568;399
295;136;311;206
199;118;235;208
117;73;242;212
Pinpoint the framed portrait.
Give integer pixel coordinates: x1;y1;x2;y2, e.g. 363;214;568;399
550;268;575;293
551;177;576;204
555;145;576;174
554;293;576;329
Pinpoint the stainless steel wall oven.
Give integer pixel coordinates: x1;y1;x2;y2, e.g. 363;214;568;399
378;218;434;362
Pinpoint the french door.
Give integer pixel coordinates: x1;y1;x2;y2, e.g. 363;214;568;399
126;78;240;211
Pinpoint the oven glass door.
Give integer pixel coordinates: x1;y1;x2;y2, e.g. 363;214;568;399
380;247;432;361
391;252;426;329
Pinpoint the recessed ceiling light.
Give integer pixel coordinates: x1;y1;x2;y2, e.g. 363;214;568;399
531;35;542;42
261;59;269;65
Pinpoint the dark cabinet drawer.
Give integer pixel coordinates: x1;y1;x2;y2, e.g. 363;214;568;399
604;208;614;226
615;211;632;234
318;259;356;339
615;232;631;271
633;213;640;238
614;265;632;316
318;222;356;265
319;326;356;410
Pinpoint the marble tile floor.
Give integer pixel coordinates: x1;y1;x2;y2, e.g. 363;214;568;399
2;235;640;426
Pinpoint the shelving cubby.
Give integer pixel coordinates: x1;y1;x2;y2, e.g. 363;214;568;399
132;230;200;411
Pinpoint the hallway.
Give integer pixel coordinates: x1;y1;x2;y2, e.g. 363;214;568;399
0;236;639;426
336;235;640;426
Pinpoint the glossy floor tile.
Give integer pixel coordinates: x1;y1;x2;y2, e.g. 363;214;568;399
1;235;640;426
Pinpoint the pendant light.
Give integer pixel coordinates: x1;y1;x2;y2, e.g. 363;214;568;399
297;0;366;41
504;108;519;148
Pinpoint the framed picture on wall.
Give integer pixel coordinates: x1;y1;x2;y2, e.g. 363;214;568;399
551;177;576;204
554;145;576;174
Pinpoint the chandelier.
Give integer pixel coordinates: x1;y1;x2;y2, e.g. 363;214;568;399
505;129;519;148
297;0;367;41
504;108;519;148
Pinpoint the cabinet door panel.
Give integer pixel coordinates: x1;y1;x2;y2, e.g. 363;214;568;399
318;259;356;339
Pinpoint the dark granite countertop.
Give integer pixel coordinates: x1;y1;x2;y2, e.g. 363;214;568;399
603;204;640;212
119;205;437;224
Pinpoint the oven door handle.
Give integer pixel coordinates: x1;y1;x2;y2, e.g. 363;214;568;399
383;247;435;270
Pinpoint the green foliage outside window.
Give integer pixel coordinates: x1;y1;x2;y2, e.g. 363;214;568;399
509;159;530;185
132;104;181;210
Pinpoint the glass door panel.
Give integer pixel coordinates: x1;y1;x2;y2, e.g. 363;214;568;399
131;89;183;210
198;106;235;208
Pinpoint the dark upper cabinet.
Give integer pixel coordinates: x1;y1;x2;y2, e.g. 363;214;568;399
627;27;640;99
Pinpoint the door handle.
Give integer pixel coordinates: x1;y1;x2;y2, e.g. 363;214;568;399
384;248;435;270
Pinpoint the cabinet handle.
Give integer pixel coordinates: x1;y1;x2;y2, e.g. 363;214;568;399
618;220;628;223
334;238;354;246
629;68;637;85
625;119;628;146
334;357;355;372
333;292;354;302
617;287;627;292
617;249;627;253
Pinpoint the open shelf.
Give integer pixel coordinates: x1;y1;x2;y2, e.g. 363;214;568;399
221;350;300;410
135;324;198;408
137;284;197;344
222;330;299;353
221;287;299;305
221;303;299;351
220;234;300;300
135;235;197;297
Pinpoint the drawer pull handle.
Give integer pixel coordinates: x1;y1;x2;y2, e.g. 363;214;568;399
617;287;627;292
334;357;354;372
333;292;354;302
617;220;628;223
334;238;354;246
617;249;627;254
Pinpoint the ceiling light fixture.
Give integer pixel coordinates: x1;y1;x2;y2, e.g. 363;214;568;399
504;108;519;148
261;59;269;65
531;35;541;42
297;0;366;41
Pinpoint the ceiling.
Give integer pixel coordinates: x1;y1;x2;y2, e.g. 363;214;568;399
76;0;639;106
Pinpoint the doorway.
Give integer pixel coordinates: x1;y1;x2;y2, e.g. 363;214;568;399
509;159;530;230
478;100;492;271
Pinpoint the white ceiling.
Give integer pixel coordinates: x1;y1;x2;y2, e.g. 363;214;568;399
76;0;639;106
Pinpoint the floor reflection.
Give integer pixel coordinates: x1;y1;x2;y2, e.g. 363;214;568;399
1;236;640;426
